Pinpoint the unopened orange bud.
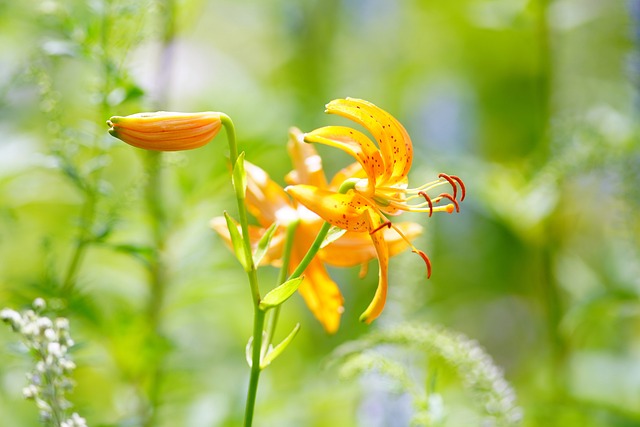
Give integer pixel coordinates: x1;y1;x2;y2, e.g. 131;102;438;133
107;111;223;151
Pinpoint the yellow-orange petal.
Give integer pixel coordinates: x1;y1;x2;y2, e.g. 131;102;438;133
325;98;412;185
295;256;344;333
107;111;222;151
319;221;423;267
244;161;297;228
285;185;375;232
328;162;367;190
285;127;328;188
359;209;390;324
304;126;384;196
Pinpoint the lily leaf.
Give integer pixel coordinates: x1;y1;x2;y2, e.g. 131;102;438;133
261;323;301;369
232;152;247;200
259;277;304;311
320;225;347;249
223;211;249;271
253;222;278;266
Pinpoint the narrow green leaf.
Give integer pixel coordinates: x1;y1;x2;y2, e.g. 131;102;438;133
232;152;247;201
253;222;278;266
224;211;249;271
259;277;304;311
320;225;347;249
261;323;301;369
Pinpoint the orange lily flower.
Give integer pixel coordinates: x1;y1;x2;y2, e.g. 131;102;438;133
286;98;465;324
107;111;223;151
212;128;422;333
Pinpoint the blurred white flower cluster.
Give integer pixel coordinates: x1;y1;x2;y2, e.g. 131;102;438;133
1;298;87;427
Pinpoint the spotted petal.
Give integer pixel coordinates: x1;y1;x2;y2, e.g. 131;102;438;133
319;222;423;267
359;209;390;324
328;162;367;190
325;98;413;185
304;126;384;196
285;185;376;232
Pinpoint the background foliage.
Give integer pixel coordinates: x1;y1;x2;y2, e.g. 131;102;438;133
1;0;639;426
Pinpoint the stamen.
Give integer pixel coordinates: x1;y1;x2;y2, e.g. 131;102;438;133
450;175;466;201
438;173;457;200
370;220;391;234
402;178;447;194
412;249;432;279
417;191;433;217
367;207;434;279
437;193;460;213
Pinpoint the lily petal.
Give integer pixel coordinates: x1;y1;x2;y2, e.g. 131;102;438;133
285;127;328;188
244;161;297;228
285;185;375;232
359;209;390;324
295;256;344;334
325;98;412;185
304;126;384;195
320;222;423;267
328;162;367;190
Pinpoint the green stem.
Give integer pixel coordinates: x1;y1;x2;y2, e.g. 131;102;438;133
244;308;265;427
142;151;168;427
263;220;299;359
244;221;330;427
60;196;95;296
221;115;264;427
61;0;113;296
289;222;331;280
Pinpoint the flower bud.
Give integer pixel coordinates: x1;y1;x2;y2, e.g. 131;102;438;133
107;111;223;151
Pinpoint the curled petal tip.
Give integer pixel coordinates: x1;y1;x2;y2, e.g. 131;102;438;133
359;311;373;324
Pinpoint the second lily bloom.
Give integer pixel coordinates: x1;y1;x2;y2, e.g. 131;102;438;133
212;128;423;333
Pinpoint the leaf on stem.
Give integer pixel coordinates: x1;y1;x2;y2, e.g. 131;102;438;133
261;323;301;369
253;222;278;266
259;277;304;311
223;211;250;271
320;225;347;249
232;151;247;201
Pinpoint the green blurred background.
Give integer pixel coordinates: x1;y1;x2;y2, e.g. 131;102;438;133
1;0;639;426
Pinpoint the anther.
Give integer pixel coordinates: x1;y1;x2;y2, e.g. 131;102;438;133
438;173;458;200
370;220;392;234
450;175;466;201
412;249;432;279
418;191;433;217
438;193;460;213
